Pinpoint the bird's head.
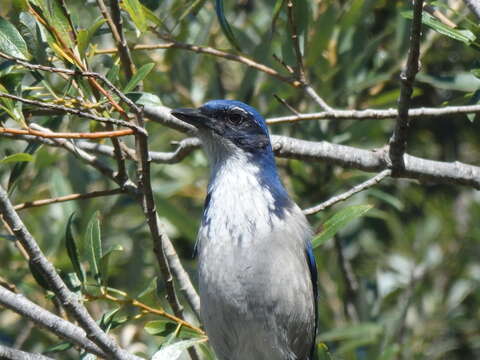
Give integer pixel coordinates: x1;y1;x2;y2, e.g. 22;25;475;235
171;100;272;160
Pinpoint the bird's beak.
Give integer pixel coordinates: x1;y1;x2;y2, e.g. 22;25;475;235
171;108;211;128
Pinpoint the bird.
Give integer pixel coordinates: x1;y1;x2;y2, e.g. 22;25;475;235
171;100;318;360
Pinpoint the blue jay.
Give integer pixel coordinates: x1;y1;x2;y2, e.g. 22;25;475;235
172;100;317;360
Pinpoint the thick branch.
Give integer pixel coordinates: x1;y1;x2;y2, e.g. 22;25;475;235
272;136;480;189
388;0;424;172
0;286;107;358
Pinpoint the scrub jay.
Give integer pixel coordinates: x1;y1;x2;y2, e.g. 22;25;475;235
172;100;317;360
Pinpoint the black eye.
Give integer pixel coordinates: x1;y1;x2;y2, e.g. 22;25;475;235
227;112;245;125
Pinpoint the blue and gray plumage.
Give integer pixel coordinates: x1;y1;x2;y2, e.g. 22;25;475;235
172;100;318;360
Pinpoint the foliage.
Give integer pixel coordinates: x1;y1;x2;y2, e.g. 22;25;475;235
0;0;479;359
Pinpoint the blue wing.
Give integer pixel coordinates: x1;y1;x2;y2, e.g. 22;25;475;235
306;242;318;359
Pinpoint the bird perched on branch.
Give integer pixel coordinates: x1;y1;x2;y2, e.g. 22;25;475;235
172;100;317;360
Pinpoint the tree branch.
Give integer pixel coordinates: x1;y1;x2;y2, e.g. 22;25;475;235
0;285;107;358
266;104;480;124
272;136;480;189
303;170;392;215
0;92;141;133
14;188;125;211
143;105;480;189
388;0;424;173
0;187;140;360
0;344;53;360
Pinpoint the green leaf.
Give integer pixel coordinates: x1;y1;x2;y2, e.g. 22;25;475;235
106;60;121;83
85;211;102;285
145;319;175;336
0;16;30;59
99;307;121;331
65;213;85;284
312;205;372;248
18;11;48;64
28;259;51;291
142;4;165;28
0;153;33;164
152;338;205;360
215;0;241;51
401;11;476;45
29;0;74;48
319;322;382;342
123;0;147;32
99;244;123;285
123;62;155;93
64;272;82;294
126;92;162;107
77;17;105;55
43;341;73;353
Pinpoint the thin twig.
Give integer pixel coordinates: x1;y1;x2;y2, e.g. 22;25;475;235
286;0;305;81
0;187;140;360
0;285;107;358
303;170;392;215
0;126;133;139
14;188;125;211
86;291;205;335
287;1;334;111
388;0;424;173
105;37;300;86
28;124;121;183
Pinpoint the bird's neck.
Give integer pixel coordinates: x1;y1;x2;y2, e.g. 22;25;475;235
201;150;293;240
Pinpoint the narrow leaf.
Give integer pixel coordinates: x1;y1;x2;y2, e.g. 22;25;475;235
44;341;73;353
77;18;105;55
401;11;476;45
215;0;241;51
85;211;102;285
0;17;31;59
152;339;204;360
0;153;33;164
99;244;123;285
65;213;85;284
123;62;155;93
312;205;372;248
123;0;147;32
28;259;51;290
145;319;175;336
